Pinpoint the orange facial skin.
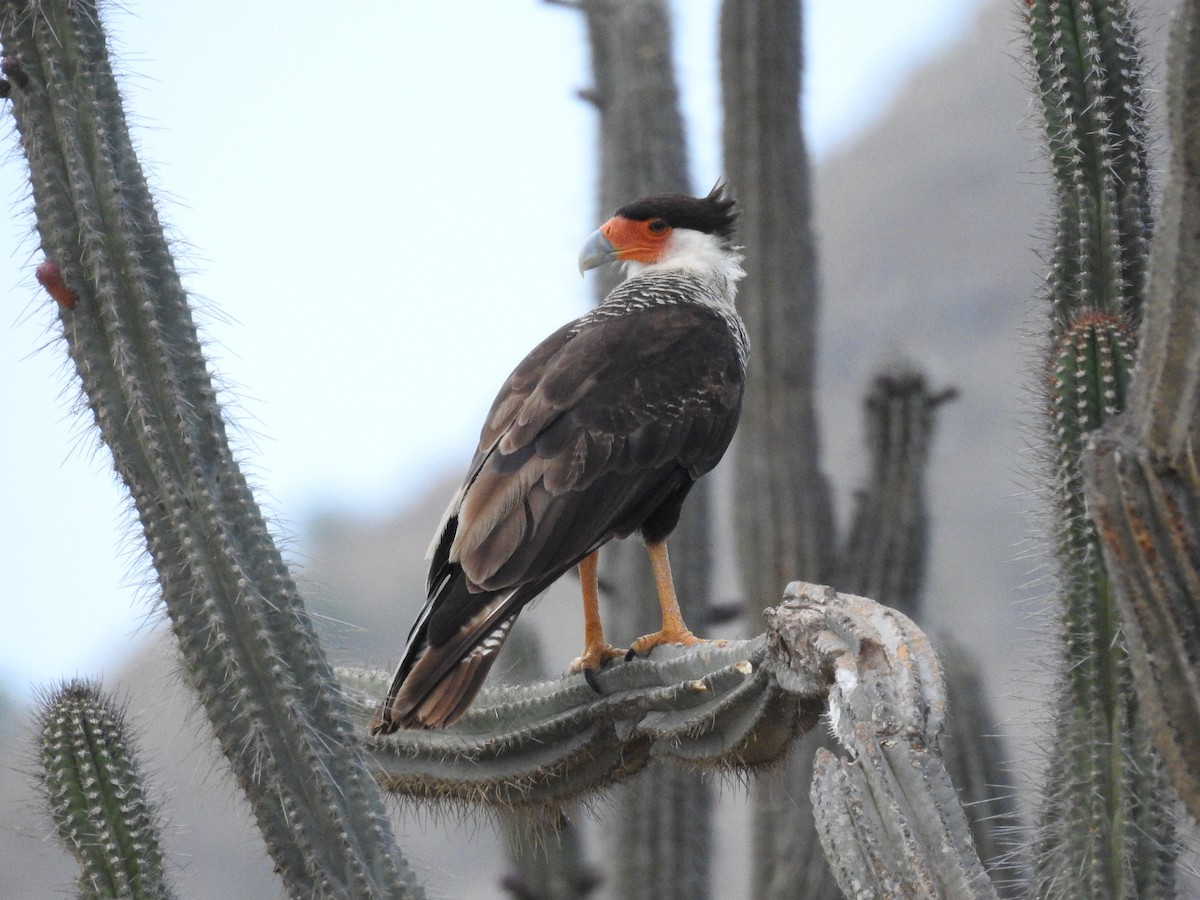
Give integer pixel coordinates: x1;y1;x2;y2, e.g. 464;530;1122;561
599;215;673;265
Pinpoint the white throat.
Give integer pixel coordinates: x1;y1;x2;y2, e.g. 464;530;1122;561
623;229;745;303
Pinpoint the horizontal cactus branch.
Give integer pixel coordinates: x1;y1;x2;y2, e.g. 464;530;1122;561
347;584;974;858
348;637;802;810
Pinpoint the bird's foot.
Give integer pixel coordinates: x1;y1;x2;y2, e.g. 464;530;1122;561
570;642;628;693
625;629;727;661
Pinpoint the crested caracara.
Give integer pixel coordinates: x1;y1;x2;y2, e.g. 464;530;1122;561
370;185;747;732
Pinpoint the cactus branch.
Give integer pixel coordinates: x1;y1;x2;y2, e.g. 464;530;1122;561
352;584;994;897
354;637;801;807
786;584;997;900
0;3;420;895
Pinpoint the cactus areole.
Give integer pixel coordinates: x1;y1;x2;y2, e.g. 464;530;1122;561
372;185;748;731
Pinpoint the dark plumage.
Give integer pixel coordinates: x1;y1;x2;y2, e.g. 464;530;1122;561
371;186;747;732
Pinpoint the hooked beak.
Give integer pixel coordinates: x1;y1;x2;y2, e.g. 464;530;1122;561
577;227;617;276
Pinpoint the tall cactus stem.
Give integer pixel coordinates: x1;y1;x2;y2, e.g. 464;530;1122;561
574;3;713;897
1023;1;1175;896
1082;0;1200;829
0;3;421;895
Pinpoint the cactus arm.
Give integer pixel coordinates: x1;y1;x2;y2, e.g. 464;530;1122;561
775;584;997;900
37;681;176;899
0;3;421;896
353;585;989;898
837;368;957;617
348;638;799;806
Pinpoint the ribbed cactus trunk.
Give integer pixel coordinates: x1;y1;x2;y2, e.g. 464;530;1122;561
835;370;1022;888
1082;0;1200;832
1023;1;1176;896
0;4;422;896
717;2;835;896
37;681;175;899
577;2;714;897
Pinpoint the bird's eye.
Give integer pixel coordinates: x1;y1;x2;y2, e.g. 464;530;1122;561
647;218;669;235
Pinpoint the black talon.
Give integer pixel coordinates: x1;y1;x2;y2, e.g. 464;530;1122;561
584;667;602;694
625;647;637;662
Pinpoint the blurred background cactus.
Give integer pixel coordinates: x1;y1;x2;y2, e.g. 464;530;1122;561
2;0;1199;898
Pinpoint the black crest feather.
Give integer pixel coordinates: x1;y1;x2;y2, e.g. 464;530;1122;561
614;183;738;241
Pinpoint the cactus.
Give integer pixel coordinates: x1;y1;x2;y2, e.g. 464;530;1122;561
36;680;175;899
11;0;1200;896
1082;0;1200;826
717;3;839;895
1022;0;1176;896
0;3;421;896
787;583;998;900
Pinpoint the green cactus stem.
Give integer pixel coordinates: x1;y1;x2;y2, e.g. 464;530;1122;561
1082;0;1200;825
37;680;175;899
1025;0;1152;327
1023;0;1176;896
0;3;420;895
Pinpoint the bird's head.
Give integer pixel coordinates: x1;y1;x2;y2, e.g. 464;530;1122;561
578;183;740;279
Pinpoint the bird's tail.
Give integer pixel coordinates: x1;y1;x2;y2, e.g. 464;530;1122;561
369;580;520;733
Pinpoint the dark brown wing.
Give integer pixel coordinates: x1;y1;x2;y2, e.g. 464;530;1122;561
370;301;744;731
451;301;744;590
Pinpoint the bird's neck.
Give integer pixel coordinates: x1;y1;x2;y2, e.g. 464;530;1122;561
621;230;744;307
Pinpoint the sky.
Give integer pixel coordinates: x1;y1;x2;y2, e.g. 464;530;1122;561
0;0;989;703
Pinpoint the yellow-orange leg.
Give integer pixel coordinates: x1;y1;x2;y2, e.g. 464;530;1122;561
569;550;626;690
627;540;725;658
